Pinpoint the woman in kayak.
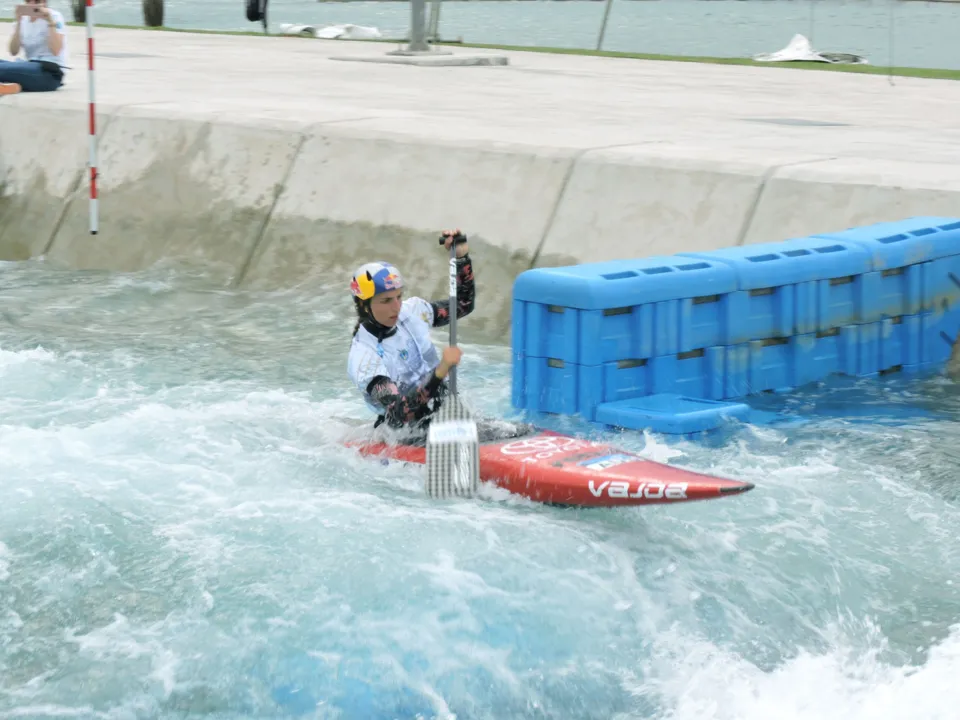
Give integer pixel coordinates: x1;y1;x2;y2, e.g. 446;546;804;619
347;229;475;433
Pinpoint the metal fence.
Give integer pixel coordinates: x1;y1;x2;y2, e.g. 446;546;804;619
61;0;960;73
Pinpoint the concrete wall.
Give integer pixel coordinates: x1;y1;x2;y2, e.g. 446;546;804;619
3;103;960;348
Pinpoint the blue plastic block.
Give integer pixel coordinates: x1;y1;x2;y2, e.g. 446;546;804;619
853;319;901;376
681;236;873;287
813;217;960;321
856;263;924;321
679;235;873;342
513;256;739;310
515;302;705;366
722;328;872;397
511;349;525;412
512;297;581;364
579;360;653;420
813;217;960;270
511;356;652;420
923;255;960;316
919;306;960;366
822;314;925;378
512;354;577;415
595;394;751;435
856;321;881;377
895;315;923;368
850;320;914;377
805;326;861;380
724;338;805;397
877;315;922;371
573;298;731;365
511;256;739;363
649;346;726;400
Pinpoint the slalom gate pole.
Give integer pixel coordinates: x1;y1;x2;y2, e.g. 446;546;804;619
86;0;98;235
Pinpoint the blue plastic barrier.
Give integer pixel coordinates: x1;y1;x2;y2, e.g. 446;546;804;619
510;217;960;435
920;306;960;366
595;395;752;435
511;256;739;364
812;217;960;321
512;349;731;422
923;253;960;334
511;356;652;420
724;336;810;397
678;236;873;341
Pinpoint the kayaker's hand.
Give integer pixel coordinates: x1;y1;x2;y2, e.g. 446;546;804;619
441;229;469;259
436;346;463;379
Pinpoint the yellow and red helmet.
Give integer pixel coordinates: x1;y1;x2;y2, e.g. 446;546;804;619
350;262;404;302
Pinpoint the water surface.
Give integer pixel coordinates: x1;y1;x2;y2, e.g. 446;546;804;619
1;258;958;719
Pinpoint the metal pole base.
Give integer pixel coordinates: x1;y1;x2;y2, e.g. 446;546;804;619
386;47;453;58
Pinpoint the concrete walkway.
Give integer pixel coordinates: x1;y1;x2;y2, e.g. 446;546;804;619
6;23;957;163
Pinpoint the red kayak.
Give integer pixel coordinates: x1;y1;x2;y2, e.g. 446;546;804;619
348;429;754;507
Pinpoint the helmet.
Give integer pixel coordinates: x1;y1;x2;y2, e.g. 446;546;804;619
350;261;404;302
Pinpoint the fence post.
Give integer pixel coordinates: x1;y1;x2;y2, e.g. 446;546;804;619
143;0;164;27
427;0;442;43
596;0;614;51
407;0;428;52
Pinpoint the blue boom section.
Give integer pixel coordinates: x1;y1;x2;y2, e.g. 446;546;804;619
511;217;960;434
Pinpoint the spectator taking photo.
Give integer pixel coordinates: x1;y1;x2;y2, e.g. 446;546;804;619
1;0;69;95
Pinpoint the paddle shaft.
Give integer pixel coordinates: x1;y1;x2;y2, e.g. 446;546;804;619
447;239;458;395
424;233;480;500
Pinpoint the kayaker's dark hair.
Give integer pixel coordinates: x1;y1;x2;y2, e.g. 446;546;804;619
352;296;369;336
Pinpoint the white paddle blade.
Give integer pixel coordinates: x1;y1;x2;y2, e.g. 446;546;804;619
425;396;480;499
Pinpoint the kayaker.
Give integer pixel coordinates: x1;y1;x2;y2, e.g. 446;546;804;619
347;229;475;434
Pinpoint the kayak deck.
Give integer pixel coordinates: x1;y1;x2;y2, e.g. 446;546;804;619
349;429;754;507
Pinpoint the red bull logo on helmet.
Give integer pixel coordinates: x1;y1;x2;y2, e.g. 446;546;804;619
382;272;401;291
350;262;404;301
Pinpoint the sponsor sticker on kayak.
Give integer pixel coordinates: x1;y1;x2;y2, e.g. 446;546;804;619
428;420;479;444
589;480;689;500
578;453;637;471
499;435;600;461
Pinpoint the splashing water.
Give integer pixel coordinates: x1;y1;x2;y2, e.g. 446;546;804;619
1;259;958;719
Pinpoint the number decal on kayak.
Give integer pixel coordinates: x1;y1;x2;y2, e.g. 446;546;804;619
499;436;599;460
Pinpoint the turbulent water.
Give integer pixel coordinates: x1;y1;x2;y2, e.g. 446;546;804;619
1;258;959;719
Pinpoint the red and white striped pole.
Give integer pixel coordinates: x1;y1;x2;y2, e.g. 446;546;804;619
86;0;98;235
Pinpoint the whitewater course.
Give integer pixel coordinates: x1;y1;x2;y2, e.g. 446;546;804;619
2;24;960;719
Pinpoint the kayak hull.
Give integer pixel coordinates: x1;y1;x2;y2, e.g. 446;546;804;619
349;429;754;507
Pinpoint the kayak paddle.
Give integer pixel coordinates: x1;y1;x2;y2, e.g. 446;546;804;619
425;233;480;499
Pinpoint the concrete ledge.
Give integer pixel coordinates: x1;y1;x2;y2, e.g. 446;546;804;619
745;157;960;244
0;106;93;261
538;145;826;267
241;129;572;338
46;106;304;286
